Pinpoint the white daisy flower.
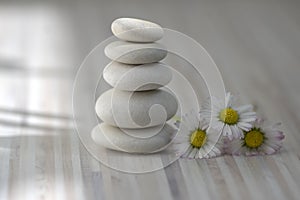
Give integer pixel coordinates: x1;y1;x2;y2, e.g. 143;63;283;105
225;119;285;156
200;92;256;140
173;110;223;159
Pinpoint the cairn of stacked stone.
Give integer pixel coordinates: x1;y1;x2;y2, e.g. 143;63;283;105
91;18;178;153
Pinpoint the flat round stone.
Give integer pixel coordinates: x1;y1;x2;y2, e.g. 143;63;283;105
95;89;178;128
103;62;172;91
104;41;167;64
91;123;175;153
111;18;164;42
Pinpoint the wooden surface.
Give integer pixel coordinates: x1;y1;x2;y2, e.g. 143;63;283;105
1;0;300;199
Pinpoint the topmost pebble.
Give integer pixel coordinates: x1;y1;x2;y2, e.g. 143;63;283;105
111;18;164;43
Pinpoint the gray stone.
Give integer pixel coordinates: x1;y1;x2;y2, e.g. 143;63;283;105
103;62;172;91
104;41;167;64
91;123;175;153
111;18;164;42
95;89;178;128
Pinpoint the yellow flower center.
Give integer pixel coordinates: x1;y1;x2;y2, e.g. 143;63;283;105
244;130;264;148
190;129;207;148
219;108;239;125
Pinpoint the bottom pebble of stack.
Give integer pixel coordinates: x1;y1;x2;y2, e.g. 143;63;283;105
91;123;176;153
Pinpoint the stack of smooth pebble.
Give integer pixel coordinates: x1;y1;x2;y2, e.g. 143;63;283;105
91;18;178;153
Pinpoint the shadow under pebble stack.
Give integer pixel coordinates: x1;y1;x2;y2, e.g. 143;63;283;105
91;18;178;154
